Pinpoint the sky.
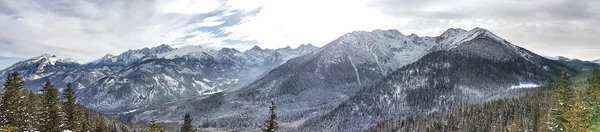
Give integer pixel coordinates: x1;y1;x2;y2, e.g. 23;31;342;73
0;0;599;68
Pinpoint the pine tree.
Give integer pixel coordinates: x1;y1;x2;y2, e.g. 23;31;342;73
26;91;44;131
261;102;278;132
508;106;520;132
94;117;110;132
41;81;64;132
81;112;92;132
551;69;573;131
0;72;27;130
149;119;166;132
64;83;83;131
563;90;590;131
181;113;195;132
112;122;118;132
587;70;600;131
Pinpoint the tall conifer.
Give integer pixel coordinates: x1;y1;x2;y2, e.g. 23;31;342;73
181;113;195;132
64;83;83;131
0;72;27;130
41;81;63;132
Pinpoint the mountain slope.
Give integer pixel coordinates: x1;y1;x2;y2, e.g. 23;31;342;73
299;28;572;131
77;45;318;111
0;54;82;91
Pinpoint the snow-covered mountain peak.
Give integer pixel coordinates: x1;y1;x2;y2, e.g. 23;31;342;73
0;54;82;76
315;28;432;75
90;54;117;64
338;29;411;45
432;27;507;51
439;28;468;38
219;48;240;54
297;44;318;50
250;45;263;51
102;54;116;59
156;45;207;59
283;46;292;50
123;44;173;55
372;29;402;35
149;44;173;52
28;54;80;65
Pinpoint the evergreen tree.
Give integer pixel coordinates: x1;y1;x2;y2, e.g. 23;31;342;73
112;122;118;132
261;102;278;132
181;113;195;132
81;112;93;132
41;81;64;132
552;69;573;131
148;119;166;132
94;117;109;132
26;91;43;131
0;72;27;130
563;90;590;131
587;70;600;131
63;83;83;131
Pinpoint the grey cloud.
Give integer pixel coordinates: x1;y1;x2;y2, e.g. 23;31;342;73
0;0;17;15
370;0;600;60
0;0;231;62
371;0;598;21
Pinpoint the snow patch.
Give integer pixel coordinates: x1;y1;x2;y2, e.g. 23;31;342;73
122;108;139;114
509;83;540;89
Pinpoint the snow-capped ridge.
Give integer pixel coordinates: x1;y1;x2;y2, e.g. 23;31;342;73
90;54;117;64
28;54;80;65
156;45;206;59
436;27;506;50
250;45;263;51
544;56;580;61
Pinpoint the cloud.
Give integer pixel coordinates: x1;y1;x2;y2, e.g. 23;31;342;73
365;0;600;60
0;0;222;62
216;0;399;49
197;16;226;27
0;0;598;63
214;0;599;60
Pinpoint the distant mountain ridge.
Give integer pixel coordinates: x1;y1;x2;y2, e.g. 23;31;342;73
0;44;319;111
544;56;600;71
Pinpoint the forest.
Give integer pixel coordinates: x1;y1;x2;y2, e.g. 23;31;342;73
366;70;600;132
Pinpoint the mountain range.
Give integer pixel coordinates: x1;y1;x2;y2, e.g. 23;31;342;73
0;44;319;112
544;56;600;71
0;27;595;131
